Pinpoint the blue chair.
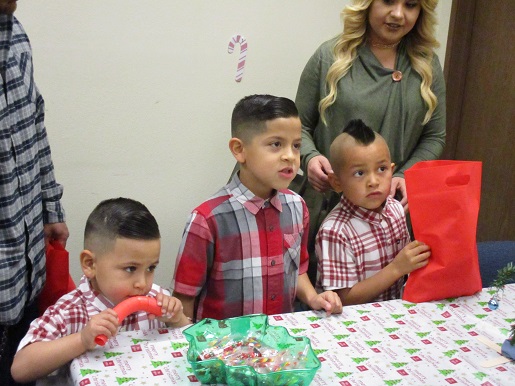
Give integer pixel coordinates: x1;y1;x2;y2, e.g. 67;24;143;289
477;241;515;287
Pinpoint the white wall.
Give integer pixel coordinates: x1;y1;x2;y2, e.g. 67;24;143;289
16;1;451;288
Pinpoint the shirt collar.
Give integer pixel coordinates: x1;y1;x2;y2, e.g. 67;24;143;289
78;275;116;312
339;195;398;224
227;173;283;215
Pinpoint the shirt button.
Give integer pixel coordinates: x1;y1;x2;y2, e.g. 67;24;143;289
271;295;276;301
271;260;276;266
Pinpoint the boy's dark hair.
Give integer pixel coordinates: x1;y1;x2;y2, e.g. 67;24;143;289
342;119;376;145
231;94;298;141
84;198;160;250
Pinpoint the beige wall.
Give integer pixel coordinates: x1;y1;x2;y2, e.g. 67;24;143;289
16;0;452;288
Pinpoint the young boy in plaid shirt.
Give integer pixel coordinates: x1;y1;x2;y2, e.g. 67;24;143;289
11;198;191;384
316;119;431;305
172;94;342;321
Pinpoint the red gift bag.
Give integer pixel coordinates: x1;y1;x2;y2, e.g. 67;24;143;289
402;160;483;302
38;241;76;315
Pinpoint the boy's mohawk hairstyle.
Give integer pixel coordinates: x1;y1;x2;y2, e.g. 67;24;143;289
342;119;376;145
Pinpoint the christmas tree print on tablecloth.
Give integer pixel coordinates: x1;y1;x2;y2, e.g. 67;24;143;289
403;303;417;310
171;341;189;350
473;371;488;381
416;332;431;338
335;371;353;379
307;316;322;322
290;328;306;334
104;351;124;358
462;324;476;331
438;369;455;376
475;314;488;320
365;340;381;347
342;320;357;327
80;369;101;376
433;320;446;326
391;362;408;368
390;314;405;320
385;327;399;333
131;338;148;344
405;348;420;354
151;360;171;368
313;349;328;356
443;349;458;358
351;357;369;364
334;334;350;340
384;380;402;385
357;309;370;315
454;340;468;345
436;304;446;310
116;377;138;385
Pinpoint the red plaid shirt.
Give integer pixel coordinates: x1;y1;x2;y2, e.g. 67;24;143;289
18;275;168;350
172;174;309;321
316;195;409;301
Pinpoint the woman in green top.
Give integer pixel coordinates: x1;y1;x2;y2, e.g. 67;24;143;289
292;0;445;284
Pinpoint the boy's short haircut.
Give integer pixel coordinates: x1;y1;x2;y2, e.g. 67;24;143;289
84;198;160;252
231;94;298;142
342;119;376;145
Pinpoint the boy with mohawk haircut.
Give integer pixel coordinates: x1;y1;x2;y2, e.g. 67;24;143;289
316;119;431;305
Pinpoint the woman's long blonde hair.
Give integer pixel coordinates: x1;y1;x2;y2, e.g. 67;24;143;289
319;0;440;125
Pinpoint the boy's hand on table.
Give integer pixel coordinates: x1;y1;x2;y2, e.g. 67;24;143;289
82;309;119;350
308;291;343;315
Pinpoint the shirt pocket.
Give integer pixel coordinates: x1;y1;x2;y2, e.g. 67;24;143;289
283;232;301;275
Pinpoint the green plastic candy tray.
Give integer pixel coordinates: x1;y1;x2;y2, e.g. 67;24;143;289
183;314;320;386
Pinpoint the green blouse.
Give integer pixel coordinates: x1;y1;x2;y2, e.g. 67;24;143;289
294;37;446;179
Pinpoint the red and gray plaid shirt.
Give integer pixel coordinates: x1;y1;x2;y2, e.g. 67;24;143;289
172;174;309;321
18;275;168;351
316;195;409;301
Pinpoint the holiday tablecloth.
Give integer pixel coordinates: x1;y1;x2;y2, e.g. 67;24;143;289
71;285;515;386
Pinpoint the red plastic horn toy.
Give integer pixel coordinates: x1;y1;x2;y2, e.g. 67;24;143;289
94;296;162;346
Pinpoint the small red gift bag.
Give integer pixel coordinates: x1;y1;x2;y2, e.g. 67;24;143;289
402;160;483;302
38;241;76;315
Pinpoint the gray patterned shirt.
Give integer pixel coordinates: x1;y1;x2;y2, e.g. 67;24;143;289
0;15;65;325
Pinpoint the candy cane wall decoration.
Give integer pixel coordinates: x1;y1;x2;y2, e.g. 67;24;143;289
228;34;247;82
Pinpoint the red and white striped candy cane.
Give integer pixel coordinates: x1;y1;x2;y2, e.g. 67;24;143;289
228;34;247;83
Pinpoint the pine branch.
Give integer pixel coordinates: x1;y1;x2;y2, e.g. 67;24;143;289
491;262;515;292
490;263;515;345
